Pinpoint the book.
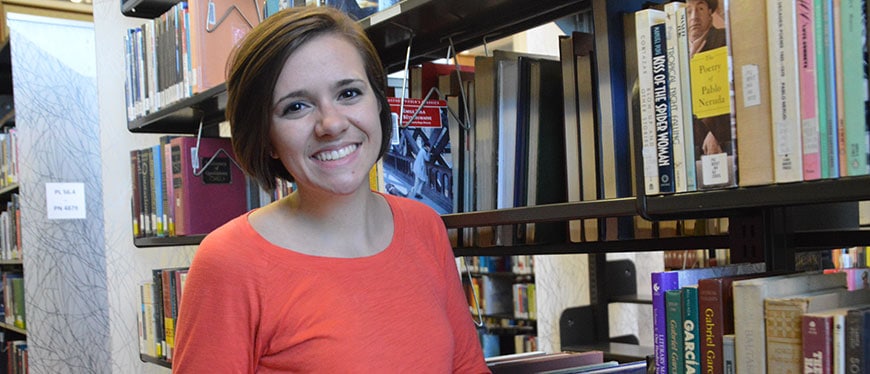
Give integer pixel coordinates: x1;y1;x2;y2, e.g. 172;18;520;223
650;21;675;194
732;271;847;374
516;56;567;245
572;32;601;241
634;8;667;196
382;97;455;215
728;0;774;187
838;0;869;176
722;334;735;374
665;289;684;373
664;1;689;193
764;288;870;372
688;0;736;190
766;0;804;183
169;136;248;236
815;0;839;178
650;262;766;373
801;304;870;374
797;0;822;181
187;0;260;93
473;54;497;246
681;286;701;374
845;305;870;373
559;34;583;243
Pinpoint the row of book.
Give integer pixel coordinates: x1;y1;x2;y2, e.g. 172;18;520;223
0;193;20;261
137;267;188;362
478;317;537;359
122;0;402;122
2;340;27;374
651;263;870;374
130;136;249;238
462;255;536;274
635;0;869;196
1;271;24;331
0;126;17;189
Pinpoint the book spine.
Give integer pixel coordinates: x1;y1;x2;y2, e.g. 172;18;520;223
635;9;666;196
845;308;870;373
767;0;805;183
651;22;675;194
833;313;847;373
652;271;679;374
719;334;734;374
840;0;869;176
814;0;833;179
822;0;841;178
802;314;833;374
666;289;684;373
731;0;775;186
682;286;701;373
664;2;687;193
675;5;696;191
797;0;822;180
698;278;725;374
764;298;809;373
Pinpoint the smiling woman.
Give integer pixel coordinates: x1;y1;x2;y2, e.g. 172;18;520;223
172;6;490;373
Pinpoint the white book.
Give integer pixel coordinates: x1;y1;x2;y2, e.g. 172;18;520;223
732;271;846;374
767;0;804;182
664;2;688;193
635;9;667;196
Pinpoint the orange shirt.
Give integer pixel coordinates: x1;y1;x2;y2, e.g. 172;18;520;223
174;194;489;373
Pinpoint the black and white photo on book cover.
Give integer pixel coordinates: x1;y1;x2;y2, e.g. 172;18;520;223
382;97;455;215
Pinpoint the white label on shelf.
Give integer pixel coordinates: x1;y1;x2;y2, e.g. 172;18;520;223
46;183;86;220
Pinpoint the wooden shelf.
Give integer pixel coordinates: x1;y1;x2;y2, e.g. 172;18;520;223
0;321;25;335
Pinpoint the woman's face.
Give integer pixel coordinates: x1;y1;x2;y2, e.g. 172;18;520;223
269;33;382;196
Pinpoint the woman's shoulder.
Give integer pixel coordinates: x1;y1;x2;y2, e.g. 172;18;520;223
382;192;442;222
194;212;267;268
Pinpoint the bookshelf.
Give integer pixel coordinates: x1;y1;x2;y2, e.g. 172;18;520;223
122;0;870;367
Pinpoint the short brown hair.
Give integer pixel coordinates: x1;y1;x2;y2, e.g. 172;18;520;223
225;6;392;191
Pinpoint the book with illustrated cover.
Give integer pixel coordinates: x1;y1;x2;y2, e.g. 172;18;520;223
188;0;260;93
688;0;736;190
382;97;455;215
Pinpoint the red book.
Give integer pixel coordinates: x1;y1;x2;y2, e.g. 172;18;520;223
410;61;474;99
170;136;247;236
802;309;844;374
697;272;779;374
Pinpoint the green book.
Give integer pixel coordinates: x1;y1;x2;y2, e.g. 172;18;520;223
11;277;24;330
666;289;684;373
682;286;701;373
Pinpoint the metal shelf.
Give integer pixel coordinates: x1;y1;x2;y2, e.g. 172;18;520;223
133;235;206;248
126;84;226;134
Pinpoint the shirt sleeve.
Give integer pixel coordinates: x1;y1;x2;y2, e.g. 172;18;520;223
173;229;262;374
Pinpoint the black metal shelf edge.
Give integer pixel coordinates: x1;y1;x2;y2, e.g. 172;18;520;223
127;84;227;134
362;0;589;72
134;235;206;248
791;228;870;251
0;183;18;197
453;234;730;257
642;175;870;218
139;354;171;368
443;198;637;228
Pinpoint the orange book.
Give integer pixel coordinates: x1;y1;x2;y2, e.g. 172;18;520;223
187;0;261;93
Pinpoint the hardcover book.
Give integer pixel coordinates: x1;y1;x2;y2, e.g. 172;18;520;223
169;136;248;236
731;0;775;186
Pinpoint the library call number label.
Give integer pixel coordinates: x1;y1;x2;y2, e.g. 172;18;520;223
46;182;86;220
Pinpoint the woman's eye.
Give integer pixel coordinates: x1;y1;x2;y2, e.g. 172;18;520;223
282;102;306;116
339;88;361;100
